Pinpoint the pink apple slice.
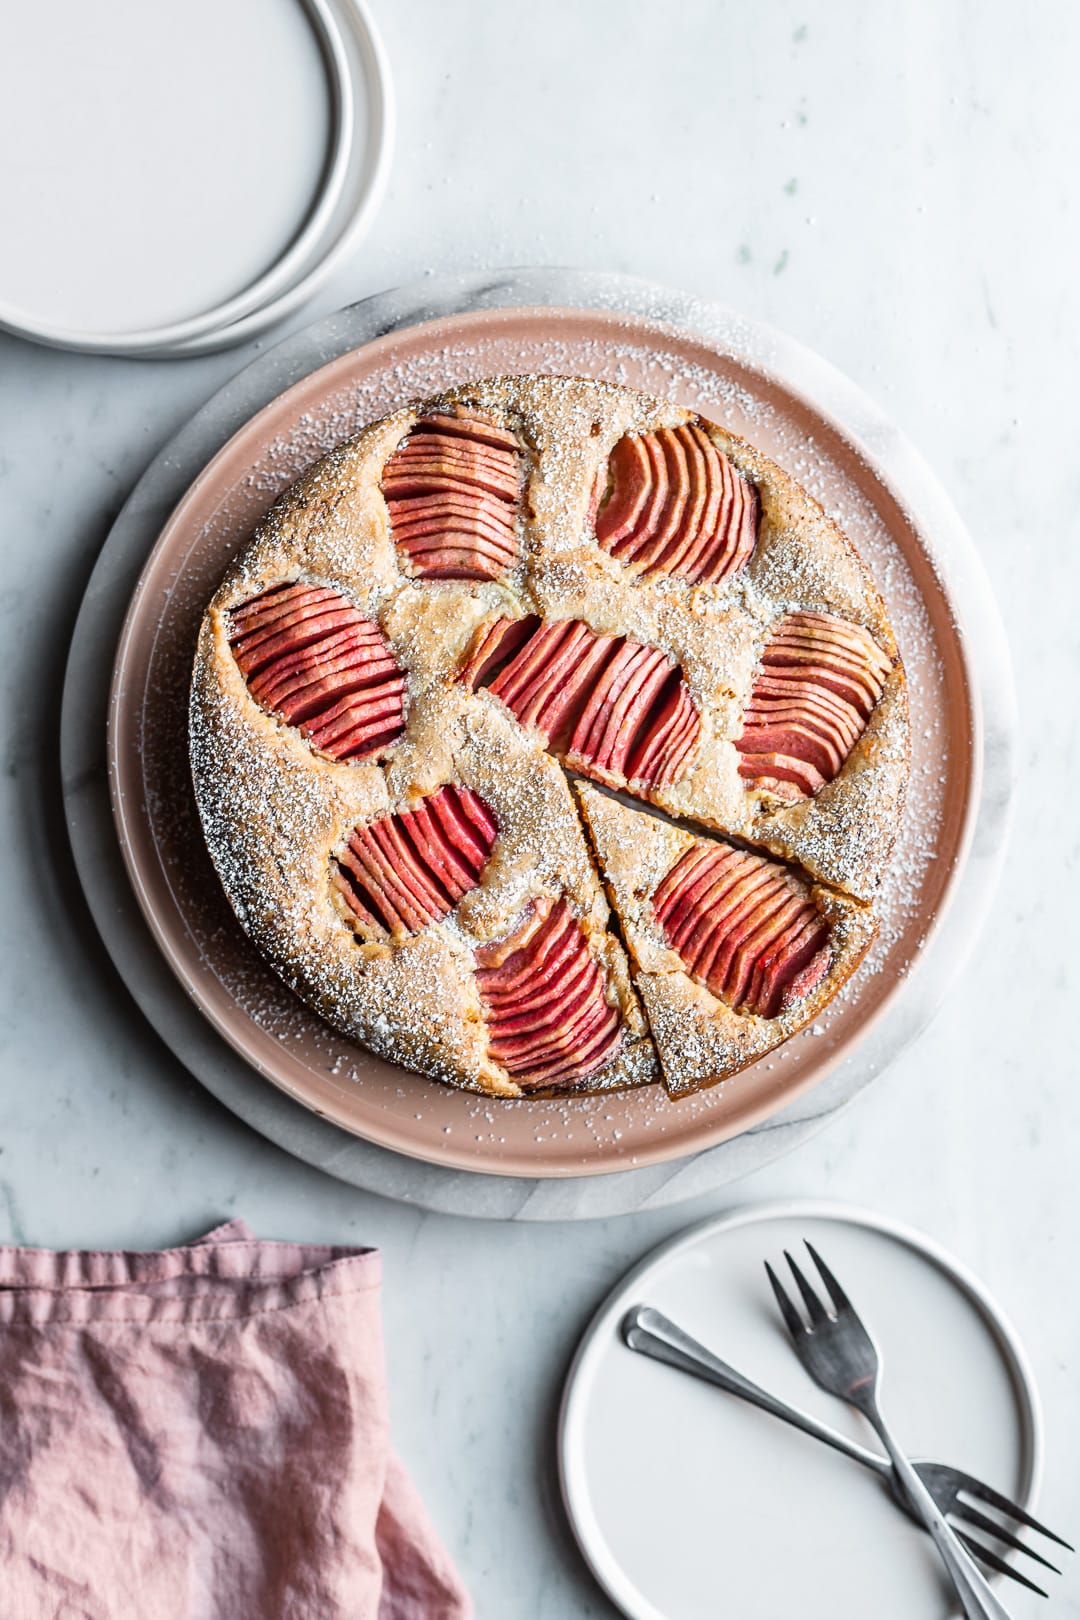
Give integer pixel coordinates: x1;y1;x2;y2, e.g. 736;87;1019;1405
629;429;691;572
476;898;621;1086
335;786;497;937
753;912;830;1017
779;939;833;1012
658;424;710;577
596;649;674;775
229;584;407;762
415;409;522;453
626;674;701;784
568;641;648;760
512;621;596;730
595;435;653;549
488;620;578;713
663;851;750;961
737;749;827;797
742;905;814;1014
694;868;782;992
459;616;540;689
722;888;805;1009
652;841;721;926
616;432;670;562
536;632;621;750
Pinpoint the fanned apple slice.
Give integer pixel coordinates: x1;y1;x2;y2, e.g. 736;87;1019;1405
381;406;524;582
686;423;757;582
575;783;877;1097
591;434;652;548
617;433;669;562
667;425;725;577
333;785;498;939
228;582;406;763
417;409;521;453
574;645;673;775
631;427;690;571
459;614;540;689
474;896;622;1090
594;424;759;585
737;611;892;799
512;621;598;732
460;614;702;791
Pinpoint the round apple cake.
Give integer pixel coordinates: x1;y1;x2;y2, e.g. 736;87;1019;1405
189;375;909;1100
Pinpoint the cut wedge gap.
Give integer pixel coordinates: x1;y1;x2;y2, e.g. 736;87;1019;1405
575;781;878;1098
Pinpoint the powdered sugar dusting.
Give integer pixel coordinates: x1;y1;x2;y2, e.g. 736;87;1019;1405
128;321;966;1167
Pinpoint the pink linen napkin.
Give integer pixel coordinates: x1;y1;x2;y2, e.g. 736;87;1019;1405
0;1220;472;1620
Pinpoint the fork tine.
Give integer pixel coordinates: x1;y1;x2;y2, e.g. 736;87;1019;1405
804;1241;852;1315
952;1504;1061;1573
956;1533;1049;1599
956;1476;1074;1551
784;1249;830;1325
765;1260;807;1339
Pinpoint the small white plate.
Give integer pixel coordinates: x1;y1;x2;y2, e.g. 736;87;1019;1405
559;1202;1042;1619
159;0;394;359
0;0;392;357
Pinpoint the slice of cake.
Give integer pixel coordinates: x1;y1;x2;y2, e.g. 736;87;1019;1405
576;783;877;1098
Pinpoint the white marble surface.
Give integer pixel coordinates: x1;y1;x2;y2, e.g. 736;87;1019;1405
1;2;1077;1613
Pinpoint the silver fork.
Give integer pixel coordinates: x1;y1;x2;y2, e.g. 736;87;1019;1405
767;1242;1025;1620
623;1304;1066;1597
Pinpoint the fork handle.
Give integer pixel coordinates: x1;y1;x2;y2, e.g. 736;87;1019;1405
624;1306;889;1476
860;1398;1015;1620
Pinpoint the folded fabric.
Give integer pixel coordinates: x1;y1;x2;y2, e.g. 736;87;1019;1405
0;1219;472;1619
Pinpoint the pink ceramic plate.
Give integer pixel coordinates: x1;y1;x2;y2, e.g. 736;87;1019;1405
108;304;978;1177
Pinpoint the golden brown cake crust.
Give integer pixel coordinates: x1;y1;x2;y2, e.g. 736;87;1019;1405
189;374;909;1101
575;783;878;1097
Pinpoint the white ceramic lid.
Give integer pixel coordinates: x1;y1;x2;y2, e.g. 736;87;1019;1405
0;0;392;356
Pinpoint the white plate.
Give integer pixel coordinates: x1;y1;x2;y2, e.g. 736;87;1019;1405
159;0;394;359
0;0;392;357
559;1202;1042;1619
